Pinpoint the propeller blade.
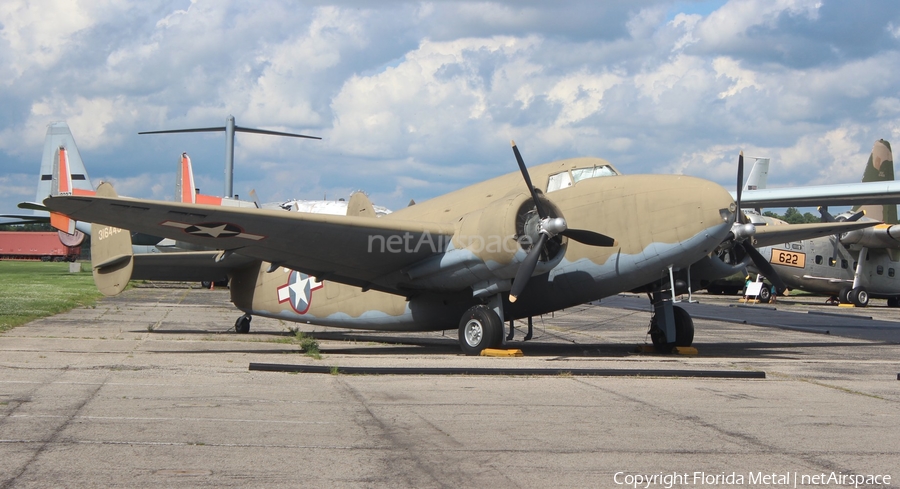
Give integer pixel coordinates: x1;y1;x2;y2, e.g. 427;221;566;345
511;141;548;219
561;228;617;247
741;242;787;293
818;206;835;223
509;233;548;303
847;210;865;222
735;151;744;220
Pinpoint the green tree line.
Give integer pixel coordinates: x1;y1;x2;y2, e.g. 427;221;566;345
762;207;820;224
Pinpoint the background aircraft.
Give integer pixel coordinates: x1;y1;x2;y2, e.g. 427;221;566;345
45;141;874;354
756;140;900;306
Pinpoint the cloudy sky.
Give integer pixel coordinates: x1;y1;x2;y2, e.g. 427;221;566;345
2;0;900;215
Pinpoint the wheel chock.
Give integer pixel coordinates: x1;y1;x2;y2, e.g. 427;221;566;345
673;346;698;355
634;345;698;355
480;348;524;357
838;303;856;308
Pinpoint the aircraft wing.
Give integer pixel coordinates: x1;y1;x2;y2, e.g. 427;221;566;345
44;194;455;294
751;221;876;248
732;181;900;208
0;213;49;225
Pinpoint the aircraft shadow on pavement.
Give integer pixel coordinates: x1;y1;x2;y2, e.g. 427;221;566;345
134;328;892;358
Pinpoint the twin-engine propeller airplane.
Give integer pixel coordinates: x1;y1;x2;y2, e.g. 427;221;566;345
43;142;874;354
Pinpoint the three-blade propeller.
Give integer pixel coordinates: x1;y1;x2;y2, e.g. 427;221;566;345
508;141;617;303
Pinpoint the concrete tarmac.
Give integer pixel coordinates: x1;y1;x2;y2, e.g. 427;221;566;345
1;286;898;488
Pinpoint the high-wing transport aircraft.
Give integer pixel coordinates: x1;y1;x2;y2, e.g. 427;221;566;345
44;142;874;354
756;140;900;306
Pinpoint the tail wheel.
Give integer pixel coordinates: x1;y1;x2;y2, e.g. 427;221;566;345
458;305;502;356
235;314;251;334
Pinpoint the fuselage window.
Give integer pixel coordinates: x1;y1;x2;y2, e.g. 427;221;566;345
890;268;896;278
841;259;848;269
815;255;823;265
877;265;884;275
828;258;836;267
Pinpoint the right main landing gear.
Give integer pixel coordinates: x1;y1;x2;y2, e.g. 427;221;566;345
647;302;694;352
235;314;252;334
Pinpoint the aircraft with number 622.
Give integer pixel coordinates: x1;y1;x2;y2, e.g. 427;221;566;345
43;142;874;354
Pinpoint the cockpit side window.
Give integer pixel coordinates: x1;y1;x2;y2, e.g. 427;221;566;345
547;171;573;192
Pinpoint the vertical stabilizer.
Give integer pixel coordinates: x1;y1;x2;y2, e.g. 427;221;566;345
854;140;896;224
176;152;197;203
744;157;769;190
346;191;377;217
91;182;134;296
37;122;92;204
49;144;95;236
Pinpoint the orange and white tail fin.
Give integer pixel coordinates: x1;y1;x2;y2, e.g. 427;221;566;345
176;152;198;204
50;145;95;234
176;152;228;205
174;152;257;208
854;139;896;224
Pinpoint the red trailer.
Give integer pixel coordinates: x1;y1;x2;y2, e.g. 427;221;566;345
0;231;81;262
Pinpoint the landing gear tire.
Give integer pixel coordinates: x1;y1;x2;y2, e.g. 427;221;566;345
757;286;772;304
649;305;694;351
235;314;252;334
201;281;212;289
838;286;852;304
849;287;869;307
458;305;502;356
673;306;694;347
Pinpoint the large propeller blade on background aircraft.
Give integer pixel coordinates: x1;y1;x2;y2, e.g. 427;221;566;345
819;207;865;223
731;151;787;293
508;141;617;302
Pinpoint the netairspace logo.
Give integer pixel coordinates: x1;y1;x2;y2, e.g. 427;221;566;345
613;471;892;488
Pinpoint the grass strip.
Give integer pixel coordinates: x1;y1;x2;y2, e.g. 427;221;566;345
0;261;102;333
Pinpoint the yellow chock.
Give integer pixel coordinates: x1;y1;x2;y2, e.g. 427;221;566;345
635;345;656;353
838;303;856;308
481;348;524;357
674;346;699;355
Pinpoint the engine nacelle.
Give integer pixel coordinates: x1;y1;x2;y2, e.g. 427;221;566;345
841;224;900;249
454;191;567;278
453;192;532;277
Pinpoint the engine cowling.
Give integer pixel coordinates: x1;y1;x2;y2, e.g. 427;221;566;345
452;191;567;280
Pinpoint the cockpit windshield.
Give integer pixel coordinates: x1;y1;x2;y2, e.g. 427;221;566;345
547;165;618;193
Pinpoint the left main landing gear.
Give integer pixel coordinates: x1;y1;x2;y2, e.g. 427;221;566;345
458;305;503;356
235;314;252;334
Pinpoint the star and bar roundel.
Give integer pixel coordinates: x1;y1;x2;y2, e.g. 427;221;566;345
161;221;265;240
277;270;323;314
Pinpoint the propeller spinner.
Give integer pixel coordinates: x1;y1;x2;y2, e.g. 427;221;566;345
508;141;617;303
